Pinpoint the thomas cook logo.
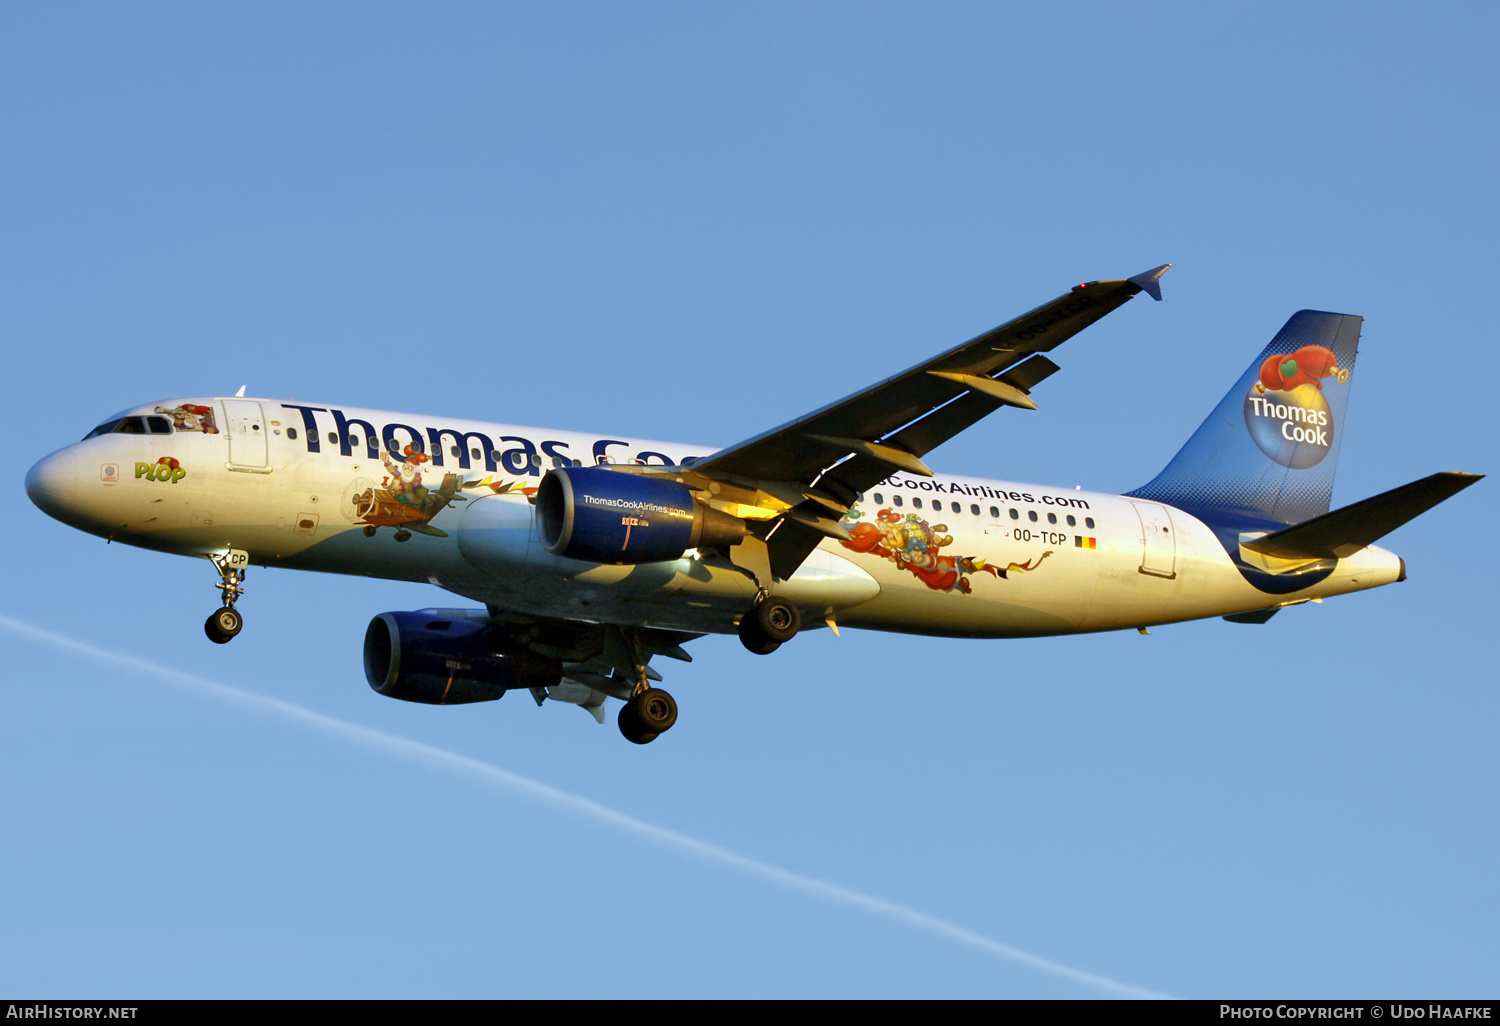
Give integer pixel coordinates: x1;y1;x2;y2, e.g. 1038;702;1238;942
1243;345;1350;469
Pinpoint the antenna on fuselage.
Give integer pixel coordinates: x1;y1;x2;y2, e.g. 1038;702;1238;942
234;386;246;397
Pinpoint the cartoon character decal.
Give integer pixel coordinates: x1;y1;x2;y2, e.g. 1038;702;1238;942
155;403;219;434
840;507;1052;593
345;447;544;541
343;445;465;540
1252;345;1350;395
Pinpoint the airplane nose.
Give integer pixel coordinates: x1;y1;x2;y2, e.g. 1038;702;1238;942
26;449;78;521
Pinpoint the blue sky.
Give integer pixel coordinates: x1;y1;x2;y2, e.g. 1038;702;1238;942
3;2;1495;998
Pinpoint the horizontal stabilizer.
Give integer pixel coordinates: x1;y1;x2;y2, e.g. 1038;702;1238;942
1242;472;1483;560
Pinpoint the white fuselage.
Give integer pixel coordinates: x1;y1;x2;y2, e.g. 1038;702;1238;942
26;396;1405;639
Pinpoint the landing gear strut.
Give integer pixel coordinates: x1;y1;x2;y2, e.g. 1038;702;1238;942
737;595;801;655
204;552;247;644
615;633;679;744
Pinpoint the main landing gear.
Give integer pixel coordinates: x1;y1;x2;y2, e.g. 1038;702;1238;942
617;686;679;745
608;597;806;745
613;627;681;745
204;552;247;645
737;594;801;655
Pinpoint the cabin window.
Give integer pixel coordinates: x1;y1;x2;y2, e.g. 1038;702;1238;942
450;446;460;457
287;428;298;440
1009;508;1019;520
912;498;923;509
1085;517;1095;529
470;448;481;461
490;450;502;462
950;502;960;514
1066;514;1075;527
1028;510;1038;522
328;432;337;445
893;495;904;507
873;493;884;505
988;506;999;518
1047;512;1057;524
970;504;980;516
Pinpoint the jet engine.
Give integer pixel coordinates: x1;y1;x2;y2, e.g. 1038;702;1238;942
363;611;561;705
536;467;745;565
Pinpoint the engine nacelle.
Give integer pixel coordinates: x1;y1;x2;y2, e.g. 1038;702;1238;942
363;611;561;705
536;466;745;565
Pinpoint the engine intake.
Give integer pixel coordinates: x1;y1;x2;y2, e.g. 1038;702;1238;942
363;611;561;705
536;467;745;565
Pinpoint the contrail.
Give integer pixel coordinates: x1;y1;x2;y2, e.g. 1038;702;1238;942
0;614;1169;999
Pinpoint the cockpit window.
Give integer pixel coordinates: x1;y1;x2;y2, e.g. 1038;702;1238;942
83;416;172;440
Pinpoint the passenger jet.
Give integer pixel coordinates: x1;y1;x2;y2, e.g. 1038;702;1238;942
24;267;1480;743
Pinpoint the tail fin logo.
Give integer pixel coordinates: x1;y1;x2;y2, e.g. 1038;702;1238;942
1242;345;1351;469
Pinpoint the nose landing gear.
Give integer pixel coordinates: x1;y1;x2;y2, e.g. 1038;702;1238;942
737;594;801;655
204;551;249;644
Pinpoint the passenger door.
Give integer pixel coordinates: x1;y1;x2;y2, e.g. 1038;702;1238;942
222;400;269;470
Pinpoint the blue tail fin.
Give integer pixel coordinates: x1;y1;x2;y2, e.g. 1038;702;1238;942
1127;310;1362;525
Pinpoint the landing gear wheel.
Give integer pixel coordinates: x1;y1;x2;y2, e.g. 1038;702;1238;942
363;525;377;538
617;701;659;745
738;595;799;653
633;688;678;734
755;596;801;642
394;529;412;542
204;606;242;644
737;614;781;655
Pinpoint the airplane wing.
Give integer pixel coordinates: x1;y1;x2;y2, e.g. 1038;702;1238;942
659;266;1169;580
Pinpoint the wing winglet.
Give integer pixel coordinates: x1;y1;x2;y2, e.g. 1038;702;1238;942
1127;264;1171;302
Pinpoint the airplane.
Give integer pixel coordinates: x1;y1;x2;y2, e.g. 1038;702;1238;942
24;266;1482;744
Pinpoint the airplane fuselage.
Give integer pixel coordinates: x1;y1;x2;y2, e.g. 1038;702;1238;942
27;396;1404;641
